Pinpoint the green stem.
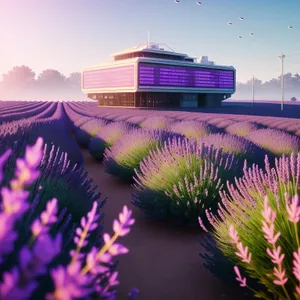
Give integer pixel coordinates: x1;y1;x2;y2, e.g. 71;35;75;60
294;223;299;249
282;285;291;300
81;232;119;275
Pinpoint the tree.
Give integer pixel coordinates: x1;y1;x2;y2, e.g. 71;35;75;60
37;69;67;88
66;72;81;89
0;65;36;90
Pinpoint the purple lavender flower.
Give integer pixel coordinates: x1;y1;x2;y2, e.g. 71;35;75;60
198;133;267;166
169;120;219;139
126;115;147;125
226;121;262;137
88;121;136;161
132;137;237;226
74;118;108;148
0;149;11;185
0;136;137;299
46;261;93;300
245;128;300;156
139;116;176;130
31;198;58;238
104;128;178;182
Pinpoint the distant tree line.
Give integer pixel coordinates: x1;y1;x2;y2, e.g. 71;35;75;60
0;66;85;101
234;73;300;100
0;65;299;101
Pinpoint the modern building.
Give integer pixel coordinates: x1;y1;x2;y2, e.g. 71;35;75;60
82;43;236;108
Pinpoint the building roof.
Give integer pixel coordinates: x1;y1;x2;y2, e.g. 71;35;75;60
112;42;189;57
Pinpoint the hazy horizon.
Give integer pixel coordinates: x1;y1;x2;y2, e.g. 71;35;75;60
1;0;300;85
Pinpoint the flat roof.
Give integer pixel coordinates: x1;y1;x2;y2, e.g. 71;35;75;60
112;42;188;57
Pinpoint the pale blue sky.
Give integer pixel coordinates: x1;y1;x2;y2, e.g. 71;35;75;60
0;0;299;83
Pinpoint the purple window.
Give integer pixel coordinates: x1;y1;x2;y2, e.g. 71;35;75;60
138;62;235;89
83;65;134;89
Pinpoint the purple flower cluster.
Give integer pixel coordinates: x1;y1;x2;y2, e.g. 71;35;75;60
88;121;136;161
169;120;219;139
74;118;108;148
103;128;178;182
198;133;266;166
125;115;147;125
139;116;176;130
225;121;262;137
0;138;138;300
132;136;237;225
245;128;300;156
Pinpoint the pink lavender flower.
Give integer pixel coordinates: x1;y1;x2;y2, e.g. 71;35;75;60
262;196;280;245
293;248;300;281
233;266;247;287
285;194;300;223
229;225;252;264
198;216;209;232
273;266;288;285
266;246;285;265
229;225;239;244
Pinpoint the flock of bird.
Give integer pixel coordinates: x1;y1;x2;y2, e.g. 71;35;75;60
173;0;294;39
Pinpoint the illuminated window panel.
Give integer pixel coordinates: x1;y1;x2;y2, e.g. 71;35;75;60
83;65;134;89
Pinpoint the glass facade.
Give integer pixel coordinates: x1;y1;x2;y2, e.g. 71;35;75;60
83;65;134;89
138;62;235;89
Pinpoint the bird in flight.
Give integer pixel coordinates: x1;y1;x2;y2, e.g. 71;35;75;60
196;1;202;5
288;25;293;29
239;17;244;20
174;0;180;3
238;36;242;39
228;22;233;25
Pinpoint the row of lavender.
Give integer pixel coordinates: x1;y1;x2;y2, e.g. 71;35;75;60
64;101;300;299
71;101;300;136
0;102;137;299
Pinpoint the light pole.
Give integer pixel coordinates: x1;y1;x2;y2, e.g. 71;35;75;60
278;54;285;111
252;75;255;106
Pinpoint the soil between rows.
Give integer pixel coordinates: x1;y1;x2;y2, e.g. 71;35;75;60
82;149;248;300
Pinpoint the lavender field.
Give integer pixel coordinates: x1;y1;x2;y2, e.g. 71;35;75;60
0;100;299;300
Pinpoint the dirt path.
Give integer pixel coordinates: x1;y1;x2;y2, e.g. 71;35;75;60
82;149;247;300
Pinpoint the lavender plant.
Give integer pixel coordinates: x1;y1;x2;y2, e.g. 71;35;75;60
168;120;219;139
245;128;300;156
139;116;176;130
198;133;268;166
199;152;300;299
103;129;180;182
226;121;262;137
88;121;137;161
132;137;237;226
0;138;138;300
74;118;108;148
1;141;100;223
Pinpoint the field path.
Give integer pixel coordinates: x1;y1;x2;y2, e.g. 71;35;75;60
82;149;248;300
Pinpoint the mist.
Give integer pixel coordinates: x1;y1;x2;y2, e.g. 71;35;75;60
0;65;299;102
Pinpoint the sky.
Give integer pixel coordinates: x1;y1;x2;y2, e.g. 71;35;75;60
0;0;299;83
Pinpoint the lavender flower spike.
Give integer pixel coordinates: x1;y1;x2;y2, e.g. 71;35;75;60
10;137;44;190
31;198;58;238
113;206;135;237
0;149;12;185
70;201;100;263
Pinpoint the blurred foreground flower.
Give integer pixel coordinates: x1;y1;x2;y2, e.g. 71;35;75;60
0;138;138;299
